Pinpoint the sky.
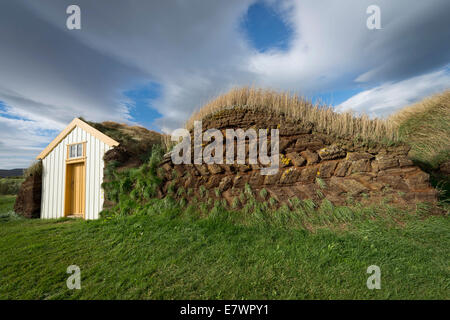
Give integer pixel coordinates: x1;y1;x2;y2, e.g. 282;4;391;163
0;0;449;169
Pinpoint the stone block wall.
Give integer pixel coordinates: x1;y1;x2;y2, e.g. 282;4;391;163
158;108;437;207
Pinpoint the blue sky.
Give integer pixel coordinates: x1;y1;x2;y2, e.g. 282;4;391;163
124;83;163;132
241;2;293;53
0;0;449;168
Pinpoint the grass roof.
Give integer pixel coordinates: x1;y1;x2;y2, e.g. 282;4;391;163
186;87;398;143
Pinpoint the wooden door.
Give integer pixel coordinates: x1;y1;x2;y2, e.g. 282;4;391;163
65;162;85;217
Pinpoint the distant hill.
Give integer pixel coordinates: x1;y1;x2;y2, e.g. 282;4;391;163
0;169;24;178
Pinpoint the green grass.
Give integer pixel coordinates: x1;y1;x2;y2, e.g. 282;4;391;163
0;195;16;214
393;90;449;170
0;198;448;300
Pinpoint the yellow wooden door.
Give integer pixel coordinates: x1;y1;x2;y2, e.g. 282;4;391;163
67;162;85;216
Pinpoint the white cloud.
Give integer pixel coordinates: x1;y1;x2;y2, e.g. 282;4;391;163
0;116;56;168
336;69;450;116
248;0;450;91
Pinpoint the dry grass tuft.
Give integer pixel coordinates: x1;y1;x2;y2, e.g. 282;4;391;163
85;120;162;145
23;161;42;178
390;90;450;168
186;87;398;143
161;133;176;152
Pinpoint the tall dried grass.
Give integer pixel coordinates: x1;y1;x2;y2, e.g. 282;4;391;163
23;160;42;178
186;87;398;143
161;133;176;152
390;90;450;168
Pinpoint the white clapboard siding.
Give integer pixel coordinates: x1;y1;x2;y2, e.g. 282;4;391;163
40;126;112;220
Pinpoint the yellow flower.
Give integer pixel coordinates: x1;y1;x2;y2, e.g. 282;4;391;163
280;154;291;165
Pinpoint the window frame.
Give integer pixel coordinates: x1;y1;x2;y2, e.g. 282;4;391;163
66;142;87;162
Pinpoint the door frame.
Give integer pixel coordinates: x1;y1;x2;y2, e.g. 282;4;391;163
64;143;87;219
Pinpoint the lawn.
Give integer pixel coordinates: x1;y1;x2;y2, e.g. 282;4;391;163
0;197;448;300
0;195;16;215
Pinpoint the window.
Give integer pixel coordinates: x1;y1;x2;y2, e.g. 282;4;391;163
69;143;83;159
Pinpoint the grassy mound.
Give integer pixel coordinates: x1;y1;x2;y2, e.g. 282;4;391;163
186;87;398;144
81;118;163;168
391;90;450;200
83;119;162;147
391;90;450;170
100;88;450;214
